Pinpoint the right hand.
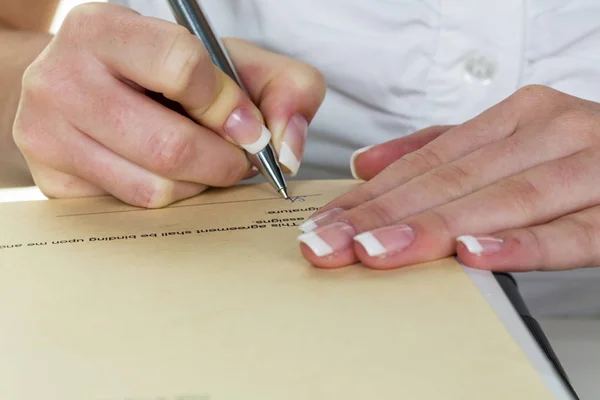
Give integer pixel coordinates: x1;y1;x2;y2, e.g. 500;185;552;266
13;3;325;207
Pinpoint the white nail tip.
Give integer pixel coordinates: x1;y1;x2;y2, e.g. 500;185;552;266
457;235;484;255
298;219;317;233
353;232;387;257
350;145;374;179
278;142;301;176
242;125;272;154
297;232;334;257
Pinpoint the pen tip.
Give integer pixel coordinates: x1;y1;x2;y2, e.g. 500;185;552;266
280;188;290;200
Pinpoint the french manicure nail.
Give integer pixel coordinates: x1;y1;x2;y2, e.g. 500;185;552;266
224;108;272;154
278;114;308;176
299;207;345;233
297;222;355;257
353;224;415;257
457;235;504;255
350;145;374;179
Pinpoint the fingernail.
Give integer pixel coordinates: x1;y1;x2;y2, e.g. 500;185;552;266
353;224;415;257
297;222;355;257
350;145;374;179
457;235;504;255
299;207;345;233
224;108;272;154
278;114;308;176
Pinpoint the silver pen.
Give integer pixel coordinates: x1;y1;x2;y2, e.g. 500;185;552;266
167;0;289;199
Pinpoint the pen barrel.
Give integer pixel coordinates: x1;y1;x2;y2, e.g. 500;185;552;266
167;0;288;197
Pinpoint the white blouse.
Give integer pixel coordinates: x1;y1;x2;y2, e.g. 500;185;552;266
113;0;600;179
110;0;600;317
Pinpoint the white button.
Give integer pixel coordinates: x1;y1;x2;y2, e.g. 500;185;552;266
463;54;496;84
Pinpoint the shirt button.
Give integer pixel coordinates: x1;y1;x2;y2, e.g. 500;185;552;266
463;54;496;84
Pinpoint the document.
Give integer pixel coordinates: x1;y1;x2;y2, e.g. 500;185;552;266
0;180;553;400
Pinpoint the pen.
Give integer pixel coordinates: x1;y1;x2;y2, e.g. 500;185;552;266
167;0;290;199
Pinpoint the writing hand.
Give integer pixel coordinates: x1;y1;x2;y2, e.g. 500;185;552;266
13;3;325;207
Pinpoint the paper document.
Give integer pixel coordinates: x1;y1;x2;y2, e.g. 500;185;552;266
0;180;553;400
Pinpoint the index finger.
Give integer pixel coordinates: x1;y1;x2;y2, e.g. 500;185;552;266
313;86;563;218
60;3;271;154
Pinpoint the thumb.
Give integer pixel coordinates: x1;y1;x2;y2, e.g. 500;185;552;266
351;125;454;181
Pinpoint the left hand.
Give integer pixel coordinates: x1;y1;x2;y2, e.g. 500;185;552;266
298;85;600;272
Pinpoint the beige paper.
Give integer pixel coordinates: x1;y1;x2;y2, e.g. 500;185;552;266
0;180;553;400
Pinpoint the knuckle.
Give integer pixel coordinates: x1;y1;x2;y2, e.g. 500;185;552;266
401;145;445;172
511;85;568;116
307;66;327;92
348;182;380;204
145;127;194;177
551;108;598;144
11;117;35;155
160;29;210;96
21;65;63;108
60;3;140;48
21;62;53;102
351;201;397;231
291;64;327;99
61;3;109;40
518;228;550;267
514;84;556;102
565;215;598;257
129;179;175;209
16;67;80;157
12;110;45;159
35;180;64;200
68;2;107;17
496;177;541;216
32;169;81;200
428;209;455;236
21;53;82;107
428;163;472;199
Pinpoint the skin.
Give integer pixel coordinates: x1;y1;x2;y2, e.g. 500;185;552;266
299;85;600;272
3;1;326;207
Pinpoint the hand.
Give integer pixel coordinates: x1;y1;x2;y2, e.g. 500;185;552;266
298;85;600;272
13;3;325;207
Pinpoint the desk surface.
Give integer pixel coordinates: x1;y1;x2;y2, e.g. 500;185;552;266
0;187;575;400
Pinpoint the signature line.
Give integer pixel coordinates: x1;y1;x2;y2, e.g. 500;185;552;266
56;194;322;218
